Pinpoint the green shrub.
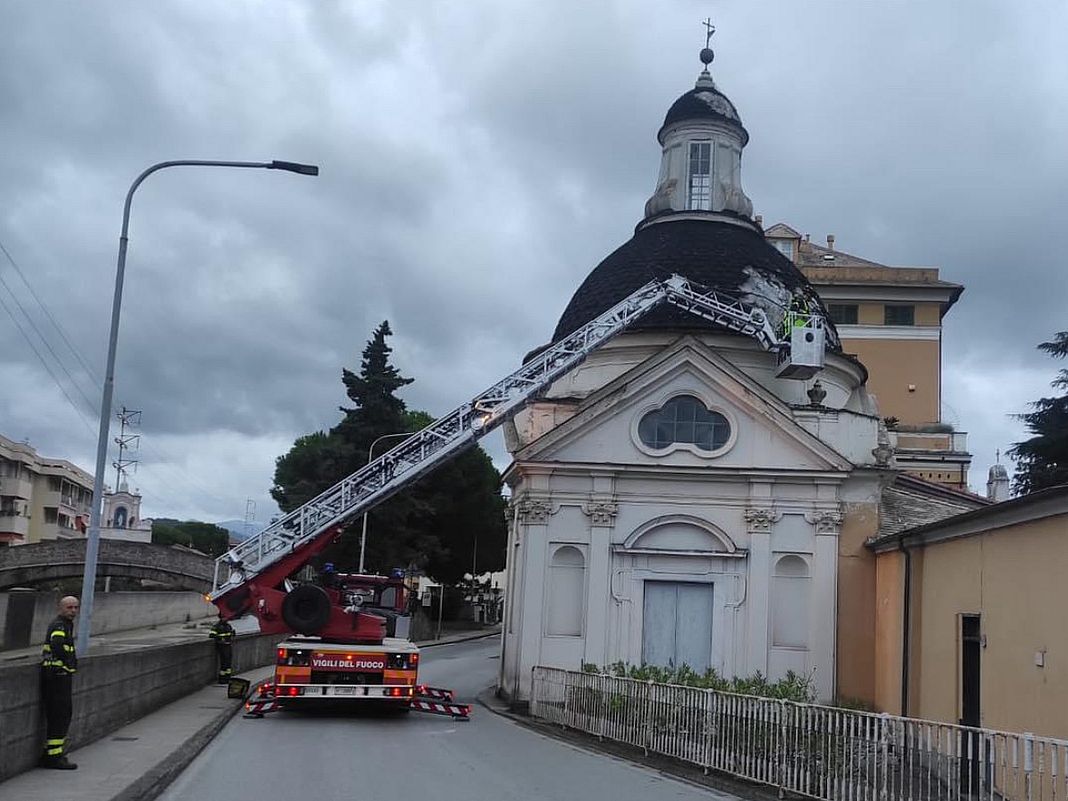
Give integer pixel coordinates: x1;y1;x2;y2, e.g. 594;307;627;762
582;662;816;703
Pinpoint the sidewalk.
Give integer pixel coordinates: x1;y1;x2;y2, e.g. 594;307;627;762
0;626;499;801
475;685;778;801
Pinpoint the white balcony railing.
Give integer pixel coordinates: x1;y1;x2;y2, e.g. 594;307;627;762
531;667;1068;801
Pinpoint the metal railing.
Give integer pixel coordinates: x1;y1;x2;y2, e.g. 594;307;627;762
530;667;1068;801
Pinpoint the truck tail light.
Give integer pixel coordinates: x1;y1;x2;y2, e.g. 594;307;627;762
276;648;287;664
410;653;419;666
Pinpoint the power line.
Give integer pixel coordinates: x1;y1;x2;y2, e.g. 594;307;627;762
0;287;98;435
0;236;101;383
0;266;100;416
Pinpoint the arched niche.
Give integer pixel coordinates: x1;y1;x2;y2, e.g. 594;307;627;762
623;515;737;555
546;544;586;636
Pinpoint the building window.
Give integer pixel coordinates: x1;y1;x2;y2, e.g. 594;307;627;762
44;507;58;524
687;142;712;211
638;395;730;452
48;476;61;491
771;239;794;260
827;304;859;325
546;545;585;636
884;304;915;326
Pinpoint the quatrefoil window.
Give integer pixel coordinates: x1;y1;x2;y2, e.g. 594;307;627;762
637;395;731;452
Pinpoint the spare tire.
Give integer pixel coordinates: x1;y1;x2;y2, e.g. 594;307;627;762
281;584;332;635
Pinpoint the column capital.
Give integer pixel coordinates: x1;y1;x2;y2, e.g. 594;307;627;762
804;508;844;534
515;497;554;524
582;500;618;527
744;507;782;533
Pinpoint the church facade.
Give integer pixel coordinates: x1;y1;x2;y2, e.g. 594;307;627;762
497;47;905;705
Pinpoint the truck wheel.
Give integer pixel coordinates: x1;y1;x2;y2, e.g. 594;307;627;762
281;585;332;634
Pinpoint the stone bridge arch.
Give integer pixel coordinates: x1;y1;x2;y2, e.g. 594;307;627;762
0;540;213;593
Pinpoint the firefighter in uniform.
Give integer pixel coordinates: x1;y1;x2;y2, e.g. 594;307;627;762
40;595;80;770
209;614;235;684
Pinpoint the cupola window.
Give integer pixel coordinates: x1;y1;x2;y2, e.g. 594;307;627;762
687;142;713;210
638;395;730;451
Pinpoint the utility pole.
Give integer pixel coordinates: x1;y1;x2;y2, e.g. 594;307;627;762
244;498;256;539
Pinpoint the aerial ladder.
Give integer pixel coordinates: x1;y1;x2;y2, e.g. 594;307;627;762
210;273;827;643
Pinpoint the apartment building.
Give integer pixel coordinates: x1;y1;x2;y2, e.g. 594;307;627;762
764;224;971;489
0;433;94;545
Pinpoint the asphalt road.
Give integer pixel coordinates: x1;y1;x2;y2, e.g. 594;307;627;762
158;637;740;801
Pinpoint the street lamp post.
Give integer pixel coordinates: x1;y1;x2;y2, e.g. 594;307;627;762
77;159;319;656
359;431;412;573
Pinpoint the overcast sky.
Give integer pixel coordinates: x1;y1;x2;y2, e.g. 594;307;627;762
2;1;1065;524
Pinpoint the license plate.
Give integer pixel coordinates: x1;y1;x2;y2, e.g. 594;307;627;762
333;687;361;696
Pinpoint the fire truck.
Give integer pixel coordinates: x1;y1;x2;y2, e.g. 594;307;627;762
268;571;422;707
209;274;827;717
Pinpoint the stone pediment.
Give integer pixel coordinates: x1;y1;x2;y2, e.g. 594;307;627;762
515;336;850;472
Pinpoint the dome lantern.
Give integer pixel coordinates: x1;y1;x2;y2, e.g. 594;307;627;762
644;22;753;220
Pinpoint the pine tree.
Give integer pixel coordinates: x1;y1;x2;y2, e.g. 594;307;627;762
1009;332;1068;495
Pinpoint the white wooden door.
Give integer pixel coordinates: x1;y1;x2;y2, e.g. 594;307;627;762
641;581;714;672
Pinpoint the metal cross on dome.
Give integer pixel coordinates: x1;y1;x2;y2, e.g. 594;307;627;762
703;17;715;48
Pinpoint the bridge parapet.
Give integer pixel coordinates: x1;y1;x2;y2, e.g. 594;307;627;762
0;540;214;592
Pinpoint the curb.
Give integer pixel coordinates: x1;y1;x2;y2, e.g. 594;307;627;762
416;629;500;648
109;697;244;801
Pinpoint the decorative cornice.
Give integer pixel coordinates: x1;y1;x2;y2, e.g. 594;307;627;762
804;509;844;534
516;498;554;524
744;507;782;532
582;501;619;527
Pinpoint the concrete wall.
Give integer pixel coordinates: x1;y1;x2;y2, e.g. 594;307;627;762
910;514;1068;738
0;631;282;781
1;591;217;650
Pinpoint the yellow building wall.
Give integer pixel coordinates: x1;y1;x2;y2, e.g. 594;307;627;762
912;515;1068;737
836;501;881;705
873;551;905;714
841;338;940;424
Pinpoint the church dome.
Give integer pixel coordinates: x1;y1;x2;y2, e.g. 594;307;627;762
552;217;840;350
988;463;1009;480
548;40;839;351
659;85;748;146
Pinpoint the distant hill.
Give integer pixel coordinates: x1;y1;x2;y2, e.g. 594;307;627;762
215;519;267;541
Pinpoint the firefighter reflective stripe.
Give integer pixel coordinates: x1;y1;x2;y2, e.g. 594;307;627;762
45;738;64;756
42;620;77;674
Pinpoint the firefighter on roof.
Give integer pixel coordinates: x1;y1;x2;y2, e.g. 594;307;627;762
40;595;80;770
209;614;235;684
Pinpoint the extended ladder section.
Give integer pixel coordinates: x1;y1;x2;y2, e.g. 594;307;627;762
211;274;822;601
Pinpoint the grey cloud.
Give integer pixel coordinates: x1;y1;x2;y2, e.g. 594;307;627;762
2;1;1066;520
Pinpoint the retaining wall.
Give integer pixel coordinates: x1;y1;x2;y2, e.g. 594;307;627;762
0;590;216;650
0;632;281;781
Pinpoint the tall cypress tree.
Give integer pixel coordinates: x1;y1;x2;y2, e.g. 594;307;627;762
332;321;413;463
270;321;506;580
1009;332;1068;495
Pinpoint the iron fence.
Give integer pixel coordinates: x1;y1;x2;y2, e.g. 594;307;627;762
530;666;1068;800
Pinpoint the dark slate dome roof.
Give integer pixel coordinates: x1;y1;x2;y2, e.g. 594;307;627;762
659;85;749;145
551;217;839;349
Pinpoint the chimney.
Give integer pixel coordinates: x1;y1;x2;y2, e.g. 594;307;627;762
804;233;810;243
754;214;763;228
826;234;835;250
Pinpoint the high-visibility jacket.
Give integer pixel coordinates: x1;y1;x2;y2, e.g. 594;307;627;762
209;620;235;644
41;616;77;676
